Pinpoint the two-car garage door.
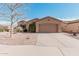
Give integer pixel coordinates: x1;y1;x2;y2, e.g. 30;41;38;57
39;23;58;33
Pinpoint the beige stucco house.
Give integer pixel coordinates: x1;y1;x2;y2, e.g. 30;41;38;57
16;16;79;33
17;16;65;33
35;16;64;33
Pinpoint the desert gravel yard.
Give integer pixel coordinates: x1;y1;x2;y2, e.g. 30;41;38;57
0;32;79;56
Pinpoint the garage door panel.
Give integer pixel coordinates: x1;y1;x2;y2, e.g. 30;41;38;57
39;23;58;33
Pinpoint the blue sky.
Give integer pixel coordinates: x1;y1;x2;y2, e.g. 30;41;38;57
0;3;79;25
27;3;79;19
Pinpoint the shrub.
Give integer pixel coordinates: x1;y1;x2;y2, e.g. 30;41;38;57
29;22;36;32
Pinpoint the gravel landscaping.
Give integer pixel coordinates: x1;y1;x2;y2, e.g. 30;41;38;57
0;32;37;45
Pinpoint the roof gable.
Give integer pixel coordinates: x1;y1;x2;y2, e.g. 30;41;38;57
40;16;62;22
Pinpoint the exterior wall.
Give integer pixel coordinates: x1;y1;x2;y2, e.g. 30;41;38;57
58;24;62;32
36;18;63;32
36;23;39;32
64;22;79;33
60;22;68;32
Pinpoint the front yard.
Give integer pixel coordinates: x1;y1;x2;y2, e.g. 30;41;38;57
0;32;79;47
0;32;79;55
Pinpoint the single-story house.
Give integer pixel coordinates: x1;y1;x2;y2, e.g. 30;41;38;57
17;16;65;33
35;16;64;33
63;20;79;33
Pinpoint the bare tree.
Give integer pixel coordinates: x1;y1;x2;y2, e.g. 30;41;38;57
0;3;29;38
5;3;24;38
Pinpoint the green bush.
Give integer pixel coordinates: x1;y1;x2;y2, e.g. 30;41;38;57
29;22;36;32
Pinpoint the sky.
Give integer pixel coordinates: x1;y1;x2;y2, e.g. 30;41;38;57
0;3;79;25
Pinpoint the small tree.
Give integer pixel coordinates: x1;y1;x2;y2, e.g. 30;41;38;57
4;3;24;38
7;4;23;37
29;22;36;32
0;3;29;38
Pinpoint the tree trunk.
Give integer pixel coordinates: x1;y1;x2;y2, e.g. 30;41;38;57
10;16;13;38
10;24;13;38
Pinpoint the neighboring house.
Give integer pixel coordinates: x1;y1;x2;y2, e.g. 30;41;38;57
64;20;79;33
17;16;65;33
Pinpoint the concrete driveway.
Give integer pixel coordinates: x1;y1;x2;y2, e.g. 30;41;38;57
37;33;79;48
0;33;79;56
36;33;79;56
